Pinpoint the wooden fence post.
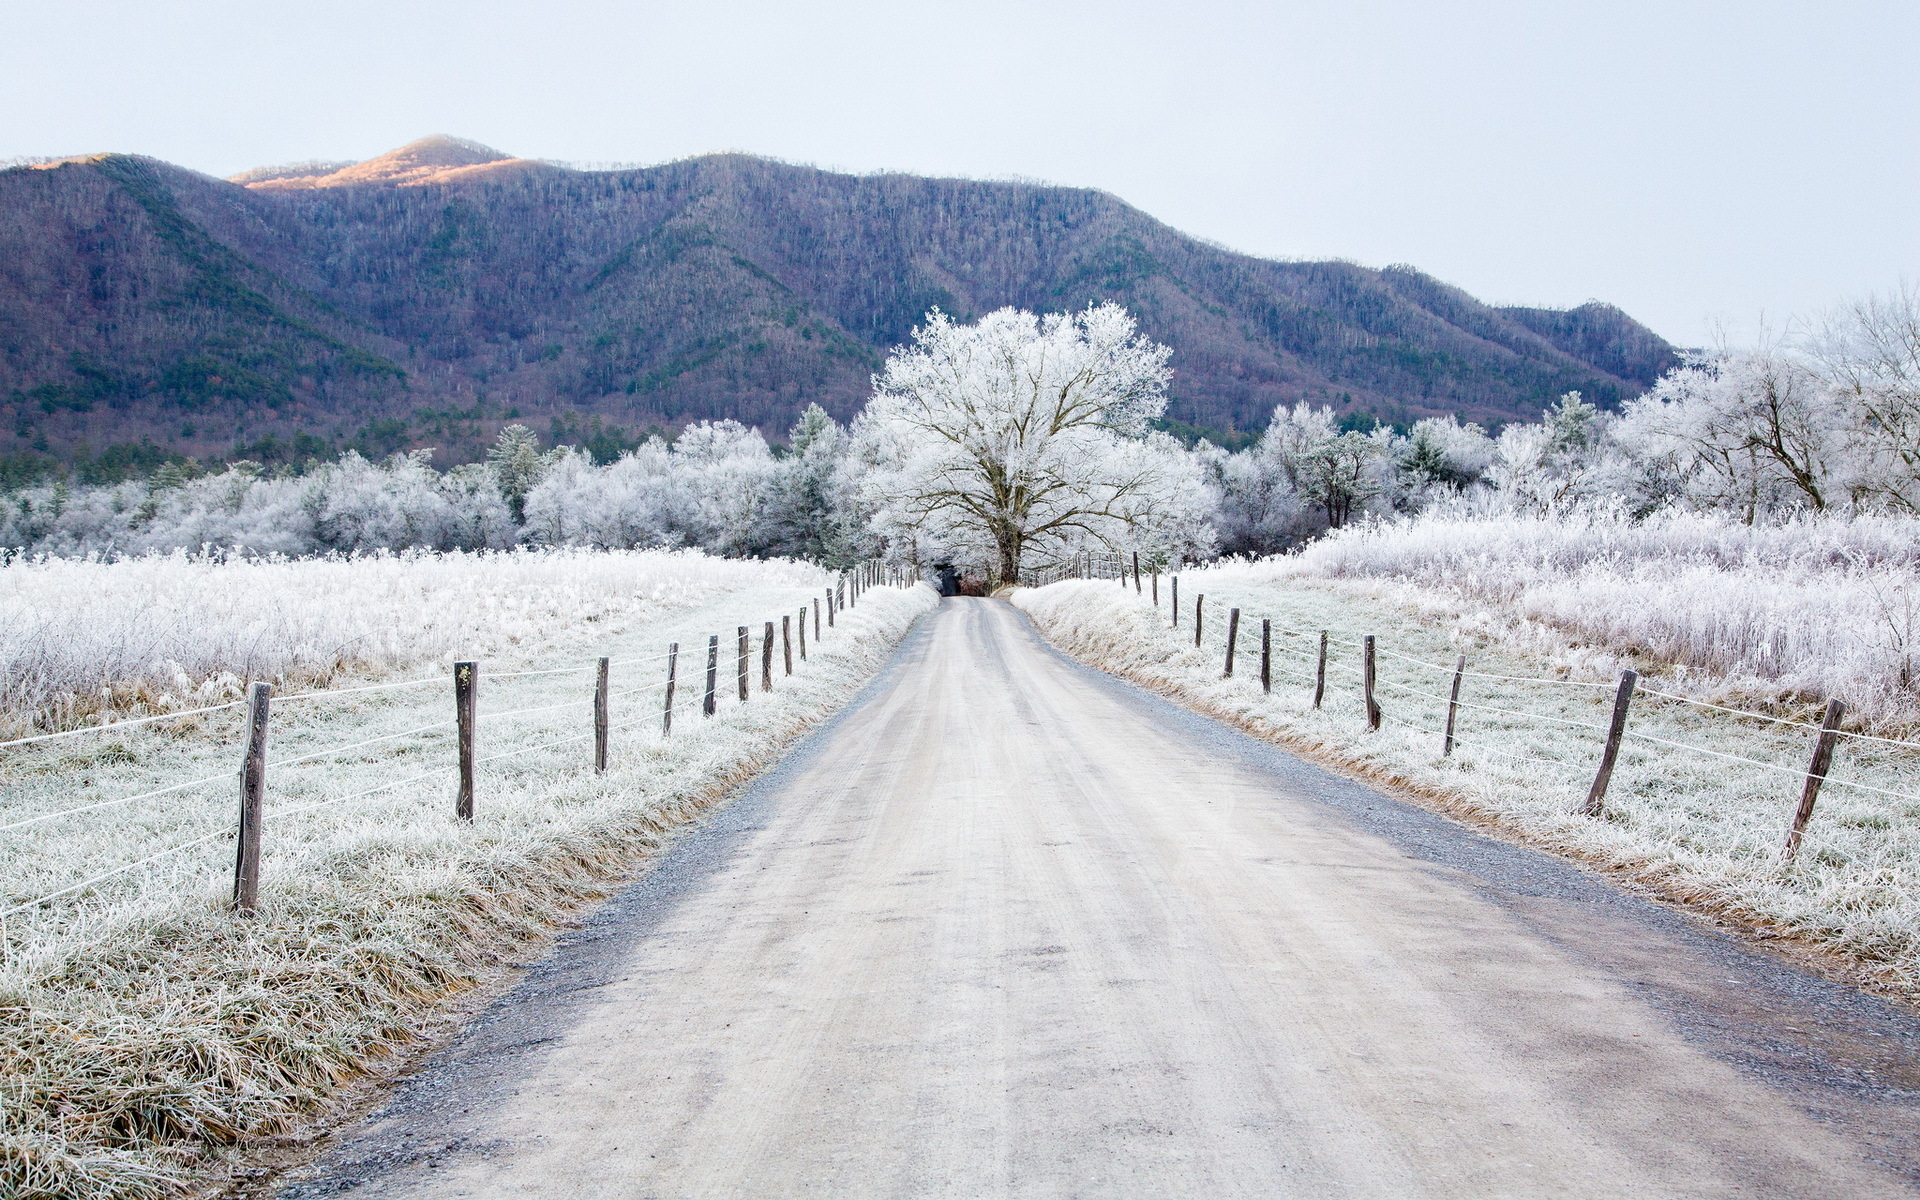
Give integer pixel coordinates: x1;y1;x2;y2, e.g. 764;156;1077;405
231;680;270;913
1151;569;1158;606
782;615;794;675
1224;607;1240;676
1783;698;1846;865
1582;670;1639;817
1362;636;1380;730
455;661;477;820
1261;619;1271;694
703;635;719;717
1194;594;1204;648
1313;632;1328;709
594;657;610;774
1171;576;1179;627
1133;551;1142;593
736;627;750;702
813;598;821;641
662;643;678;736
798;608;808;660
826;591;835;628
1443;654;1465;756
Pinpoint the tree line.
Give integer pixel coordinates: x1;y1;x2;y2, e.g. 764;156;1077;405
2;292;1913;572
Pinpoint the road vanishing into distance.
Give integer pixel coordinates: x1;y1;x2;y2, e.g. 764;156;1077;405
286;598;1920;1198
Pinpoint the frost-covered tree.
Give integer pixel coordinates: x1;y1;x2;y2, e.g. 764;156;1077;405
1484;392;1627;513
855;304;1193;581
1616;351;1840;519
488;424;557;525
1809;285;1920;513
1297;429;1387;527
1397;415;1496;510
514;420;782;555
666;420;781;555
762;404;853;563
1206;437;1305;557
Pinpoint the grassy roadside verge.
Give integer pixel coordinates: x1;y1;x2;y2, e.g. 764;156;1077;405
1012;578;1920;1001
1;582;938;1200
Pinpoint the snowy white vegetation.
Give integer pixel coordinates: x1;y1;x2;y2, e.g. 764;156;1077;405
0;553;934;1199
1014;577;1920;989
0;548;824;739
6;291;1918;570
851;304;1213;578
1280;510;1920;735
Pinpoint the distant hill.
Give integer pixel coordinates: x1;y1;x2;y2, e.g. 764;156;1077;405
0;136;1678;479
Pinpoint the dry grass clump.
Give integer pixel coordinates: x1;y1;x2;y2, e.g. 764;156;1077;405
2;808;667;1198
0;566;935;1200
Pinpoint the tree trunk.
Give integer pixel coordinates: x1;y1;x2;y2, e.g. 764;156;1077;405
994;529;1022;587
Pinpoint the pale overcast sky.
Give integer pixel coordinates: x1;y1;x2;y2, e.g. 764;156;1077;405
5;0;1915;345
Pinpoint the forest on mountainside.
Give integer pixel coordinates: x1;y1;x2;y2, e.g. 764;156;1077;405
0;138;1677;486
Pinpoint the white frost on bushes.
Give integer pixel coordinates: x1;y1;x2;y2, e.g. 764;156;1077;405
1265;509;1920;732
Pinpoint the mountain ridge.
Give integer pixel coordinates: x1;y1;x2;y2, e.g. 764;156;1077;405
0;139;1678;478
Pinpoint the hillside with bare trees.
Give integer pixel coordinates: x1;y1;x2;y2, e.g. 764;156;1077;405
0;136;1676;480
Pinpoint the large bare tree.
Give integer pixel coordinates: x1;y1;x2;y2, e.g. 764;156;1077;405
854;304;1205;582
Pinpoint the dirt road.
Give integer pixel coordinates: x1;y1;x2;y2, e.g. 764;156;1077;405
286;597;1920;1198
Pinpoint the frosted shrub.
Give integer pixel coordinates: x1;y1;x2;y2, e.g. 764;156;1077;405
0;454;518;557
1247;509;1920;731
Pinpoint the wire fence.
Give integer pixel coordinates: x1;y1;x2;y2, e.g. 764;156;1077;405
0;560;916;924
1054;558;1920;866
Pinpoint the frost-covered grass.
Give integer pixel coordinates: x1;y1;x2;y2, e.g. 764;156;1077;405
1015;576;1920;991
0;547;824;739
0;551;935;1200
1277;510;1920;734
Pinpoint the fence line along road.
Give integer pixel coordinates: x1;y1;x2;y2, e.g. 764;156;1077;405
1030;562;1920;868
1;563;901;923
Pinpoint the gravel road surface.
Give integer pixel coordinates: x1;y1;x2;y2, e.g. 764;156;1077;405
283;597;1920;1198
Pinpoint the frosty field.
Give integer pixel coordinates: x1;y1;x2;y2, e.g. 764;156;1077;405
0;548;935;1200
1283;510;1920;735
0;547;831;739
1015;570;1920;989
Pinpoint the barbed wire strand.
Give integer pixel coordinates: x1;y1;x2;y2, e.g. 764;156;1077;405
1379;711;1544;765
0;825;230;918
478;697;595;722
0;770;234;834
0;701;245;750
473;729;596;766
269;766;457;821
1817;774;1920;805
268;720;457;770
276;676;444;702
1372;677;1608;732
1374;645;1618;690
1623;730;1804;777
1636;687;1920;753
482;664;595;680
